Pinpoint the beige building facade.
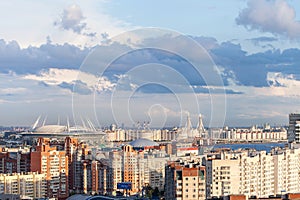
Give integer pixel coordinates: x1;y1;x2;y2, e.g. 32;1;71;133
0;172;46;199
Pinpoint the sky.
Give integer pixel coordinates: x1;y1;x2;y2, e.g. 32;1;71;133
0;0;300;128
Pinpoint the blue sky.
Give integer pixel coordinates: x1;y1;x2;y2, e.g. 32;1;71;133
0;0;300;127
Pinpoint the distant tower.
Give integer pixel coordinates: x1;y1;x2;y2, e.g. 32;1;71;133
177;113;192;140
263;123;271;131
186;113;192;135
197;114;205;137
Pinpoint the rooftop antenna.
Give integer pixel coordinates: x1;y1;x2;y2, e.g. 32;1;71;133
57;116;60;125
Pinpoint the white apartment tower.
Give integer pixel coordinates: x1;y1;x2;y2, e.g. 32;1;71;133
273;148;300;194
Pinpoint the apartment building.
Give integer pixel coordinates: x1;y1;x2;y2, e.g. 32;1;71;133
0;149;16;173
0;172;46;199
31;137;69;199
65;137;90;193
105;128;177;142
206;148;300;198
165;160;206;200
96;139;174;196
273;148;300;194
82;160;99;194
104;150;123;195
206;158;240;197
220;128;287;141
122;144;145;195
0;148;30;174
144;154;169;191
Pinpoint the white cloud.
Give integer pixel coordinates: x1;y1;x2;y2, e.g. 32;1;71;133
236;0;300;39
23;68;81;85
267;72;296;87
54;4;97;39
22;68;115;93
56;4;87;34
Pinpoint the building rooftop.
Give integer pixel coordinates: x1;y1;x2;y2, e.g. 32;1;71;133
34;125;67;133
129;138;159;148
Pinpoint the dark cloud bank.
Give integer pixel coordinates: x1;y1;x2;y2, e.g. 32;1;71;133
0;36;300;93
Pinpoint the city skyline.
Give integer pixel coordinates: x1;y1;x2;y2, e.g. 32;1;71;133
1;0;300;127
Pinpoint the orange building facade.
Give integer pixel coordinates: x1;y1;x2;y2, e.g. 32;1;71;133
31;137;69;199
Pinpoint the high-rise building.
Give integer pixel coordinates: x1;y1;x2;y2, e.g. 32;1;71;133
165;160;206;200
98;159;110;195
82;160;99;195
65;137;89;193
206;156;240;197
273;148;300;194
123;145;145;195
145;155;168;191
106;150;123;195
288;113;300;143
31;137;69;199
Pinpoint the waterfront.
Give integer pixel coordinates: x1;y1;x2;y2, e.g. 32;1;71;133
212;142;287;152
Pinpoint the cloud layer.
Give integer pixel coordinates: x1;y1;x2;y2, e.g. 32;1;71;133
0;33;300;126
1;35;300;92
